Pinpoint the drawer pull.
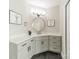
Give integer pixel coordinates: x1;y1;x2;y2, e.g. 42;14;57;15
53;47;57;49
22;43;27;47
28;46;31;52
52;42;57;43
31;40;34;42
41;41;44;45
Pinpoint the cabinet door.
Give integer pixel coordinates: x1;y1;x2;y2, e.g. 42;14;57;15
35;36;48;54
18;41;29;59
40;36;48;52
49;36;62;53
28;39;36;59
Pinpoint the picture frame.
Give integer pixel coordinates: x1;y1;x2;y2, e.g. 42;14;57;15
47;19;55;27
9;10;22;25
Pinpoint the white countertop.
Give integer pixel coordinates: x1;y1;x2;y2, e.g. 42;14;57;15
9;34;62;44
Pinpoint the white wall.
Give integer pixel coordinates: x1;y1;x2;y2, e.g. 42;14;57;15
9;0;28;38
9;0;60;39
22;4;60;35
42;6;60;34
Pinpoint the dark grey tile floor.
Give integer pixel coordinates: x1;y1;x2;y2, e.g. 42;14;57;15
31;51;62;59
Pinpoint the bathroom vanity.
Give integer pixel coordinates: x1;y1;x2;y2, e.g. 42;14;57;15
9;34;62;59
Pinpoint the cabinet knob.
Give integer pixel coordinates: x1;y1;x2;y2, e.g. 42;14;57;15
22;43;27;47
41;41;44;45
31;40;34;42
28;46;31;52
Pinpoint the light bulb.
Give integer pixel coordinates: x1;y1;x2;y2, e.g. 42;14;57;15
31;8;46;16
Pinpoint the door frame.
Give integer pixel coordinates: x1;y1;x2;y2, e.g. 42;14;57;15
65;0;70;59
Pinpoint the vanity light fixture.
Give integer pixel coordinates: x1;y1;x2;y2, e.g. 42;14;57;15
31;8;46;16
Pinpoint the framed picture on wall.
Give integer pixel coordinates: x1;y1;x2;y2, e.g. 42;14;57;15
47;19;55;27
9;10;22;25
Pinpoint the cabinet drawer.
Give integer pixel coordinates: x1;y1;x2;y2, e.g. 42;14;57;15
49;36;61;46
49;36;61;41
49;45;61;53
51;45;60;49
50;46;61;53
40;36;48;39
37;36;48;40
49;40;61;46
18;40;29;52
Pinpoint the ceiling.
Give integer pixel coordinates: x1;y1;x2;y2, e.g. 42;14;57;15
26;0;60;8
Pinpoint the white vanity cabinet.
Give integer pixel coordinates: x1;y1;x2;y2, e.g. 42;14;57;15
48;36;62;53
9;40;29;59
35;36;48;54
10;35;62;59
10;39;36;59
